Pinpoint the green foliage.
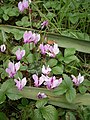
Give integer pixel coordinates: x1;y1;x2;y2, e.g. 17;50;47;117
16;16;30;27
33;109;44;120
0;112;8;120
0;90;6;104
54;74;76;102
65;111;76;120
0;0;90;119
6;88;23;100
34;99;58;120
52;65;63;75
47;59;57;67
36;99;48;108
66;88;76;103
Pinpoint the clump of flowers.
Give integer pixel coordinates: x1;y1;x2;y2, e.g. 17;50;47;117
18;0;29;12
39;43;59;57
71;73;84;86
6;61;20;78
32;65;62;89
23;31;40;44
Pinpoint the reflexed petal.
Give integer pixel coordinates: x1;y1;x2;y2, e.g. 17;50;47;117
23;0;29;9
14;79;21;89
32;74;39;87
18;2;24;12
21;77;27;87
53;43;59;54
8;62;15;73
15;61;20;72
21;50;25;57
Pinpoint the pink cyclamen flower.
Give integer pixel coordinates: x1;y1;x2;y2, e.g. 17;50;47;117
39;43;51;55
47;43;59;57
41;20;48;29
42;65;51;75
18;0;29;12
44;76;62;89
15;48;25;60
37;92;47;99
0;44;6;52
23;31;40;44
14;77;27;90
6;61;20;78
39;43;49;55
32;74;44;87
71;73;84;86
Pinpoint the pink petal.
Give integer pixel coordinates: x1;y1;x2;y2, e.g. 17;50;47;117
21;77;27;88
32;74;39;87
18;2;24;12
23;0;29;9
15;61;20;72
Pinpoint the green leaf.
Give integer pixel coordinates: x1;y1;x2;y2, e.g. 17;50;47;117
33;109;44;120
63;74;73;88
36;99;48;108
0;68;3;73
0;112;8;120
16;16;30;27
11;29;24;40
15;71;23;79
20;64;28;71
54;84;67;96
66;88;76;103
16;21;23;26
6;88;23;100
1;72;8;79
21;98;29;106
66;112;76;120
64;48;76;57
41;105;58;120
26;53;34;63
69;13;79;24
47;59;57;67
57;53;64;62
52;65;63;75
0;90;6;104
64;55;79;64
1;79;14;92
79;86;87;94
3;14;9;21
83;80;90;87
23;43;30;56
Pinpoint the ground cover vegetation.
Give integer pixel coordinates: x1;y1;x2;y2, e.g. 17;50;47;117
0;0;90;120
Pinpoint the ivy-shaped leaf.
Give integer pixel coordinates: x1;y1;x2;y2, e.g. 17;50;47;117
33;109;44;120
1;79;14;92
6;88;23;100
66;88;76;103
36;99;48;108
41;105;58;120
